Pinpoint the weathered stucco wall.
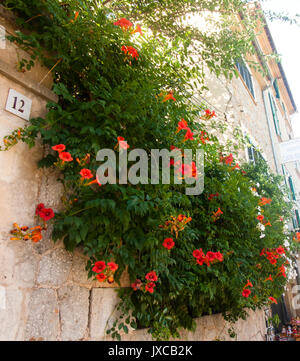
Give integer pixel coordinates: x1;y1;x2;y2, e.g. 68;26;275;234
0;7;267;341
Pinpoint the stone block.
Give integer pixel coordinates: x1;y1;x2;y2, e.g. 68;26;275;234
57;285;90;340
0;287;24;340
89;288;121;339
37;248;72;287
25;288;59;341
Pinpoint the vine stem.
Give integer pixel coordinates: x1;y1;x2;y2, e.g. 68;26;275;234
25;14;42;23
38;58;62;85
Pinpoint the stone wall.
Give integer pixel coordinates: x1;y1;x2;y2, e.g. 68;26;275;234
0;6;268;341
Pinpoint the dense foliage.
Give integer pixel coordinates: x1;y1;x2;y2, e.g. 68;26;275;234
2;0;299;340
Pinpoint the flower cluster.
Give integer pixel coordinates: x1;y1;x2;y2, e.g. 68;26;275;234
52;144;101;187
113;18;142;64
35;203;55;221
76;153;90;167
200;109;216;120
256;214;271;227
193;249;224;267
220;153;240;171
259;197;272;206
121;45;139;60
160;214;192;238
208;192;220;201
212;207;223;222
162;91;176;102
114;18;133;30
199;130;210;145
114;18;143;36
10;224;44;243
10;203;54;243
242;280;253;298
131;271;158;294
0;127;23;151
52;144;73;164
260;246;285;267
176;119;194;141
92;260;119;283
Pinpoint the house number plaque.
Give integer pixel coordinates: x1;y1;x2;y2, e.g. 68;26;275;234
5;89;32;121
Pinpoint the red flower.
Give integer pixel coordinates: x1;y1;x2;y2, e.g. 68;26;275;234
116;136;130;150
39;208;55;221
107;262;118;272
131;279;142;291
276;246;285;255
265;275;273;282
243;280;253;289
177;119;188;133
270;258;277;265
257;215;264;222
213;208;223;218
132;24;143;36
231;163;240;171
163;91;176;102
31;230;42;243
87;175;102;187
114;18;133;30
183;128;194;141
176;163;197;178
196;257;206;266
52;144;66;152
163;238;175;250
268;297;277;304
145;282;156;294
59;152;73;162
170;145;181;152
242;289;251;298
260;248;265;256
121;45;139;60
35;203;45;216
96;273;107;282
206;251;216;262
259;197;272;206
224;153;233;165
80;168;93;179
214;251;223;262
193;249;204;259
92;261;106;273
145;271;158;282
204;109;216;118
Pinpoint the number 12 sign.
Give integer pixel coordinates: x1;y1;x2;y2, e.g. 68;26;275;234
5;89;32;121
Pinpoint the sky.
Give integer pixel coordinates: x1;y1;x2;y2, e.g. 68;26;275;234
261;0;300;137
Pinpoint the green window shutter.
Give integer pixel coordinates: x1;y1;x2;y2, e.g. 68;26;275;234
295;210;300;228
288;176;296;201
268;93;281;136
292;217;297;229
273;79;280;99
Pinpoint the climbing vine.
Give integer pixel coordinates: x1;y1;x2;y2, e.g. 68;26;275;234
2;0;300;340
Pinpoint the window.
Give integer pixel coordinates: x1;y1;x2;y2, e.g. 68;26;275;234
268;92;281;136
235;59;255;99
247;145;264;165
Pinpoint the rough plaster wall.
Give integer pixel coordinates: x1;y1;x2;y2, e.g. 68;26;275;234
0;9;268;341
